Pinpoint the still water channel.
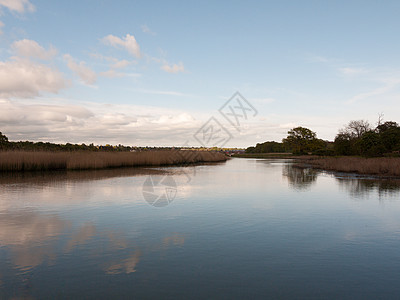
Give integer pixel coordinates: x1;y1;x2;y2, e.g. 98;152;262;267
1;158;400;299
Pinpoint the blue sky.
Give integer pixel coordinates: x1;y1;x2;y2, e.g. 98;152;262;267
1;0;400;147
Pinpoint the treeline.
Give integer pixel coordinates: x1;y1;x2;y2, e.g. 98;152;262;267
246;118;400;157
246;128;333;155
0;133;135;152
334;120;400;156
246;141;287;154
0;132;227;153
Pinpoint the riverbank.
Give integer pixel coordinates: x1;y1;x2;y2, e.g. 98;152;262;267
235;154;400;177
233;153;295;159
294;156;400;177
0;150;228;172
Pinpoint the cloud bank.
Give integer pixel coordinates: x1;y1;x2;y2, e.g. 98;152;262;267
0;58;66;98
0;100;201;145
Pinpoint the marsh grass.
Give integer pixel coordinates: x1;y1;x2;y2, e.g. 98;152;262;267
306;157;400;177
0;150;227;172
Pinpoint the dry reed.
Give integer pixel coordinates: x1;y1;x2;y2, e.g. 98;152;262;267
306;157;400;177
0;150;227;172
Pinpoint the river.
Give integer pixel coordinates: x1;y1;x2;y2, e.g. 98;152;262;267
1;158;400;299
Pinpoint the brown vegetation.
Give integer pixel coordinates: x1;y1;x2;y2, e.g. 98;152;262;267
0;150;227;172
305;157;400;177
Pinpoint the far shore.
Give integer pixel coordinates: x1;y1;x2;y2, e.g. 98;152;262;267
298;156;400;178
234;153;400;178
233;153;298;159
0;150;228;172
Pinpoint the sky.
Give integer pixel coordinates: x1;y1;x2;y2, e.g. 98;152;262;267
1;0;400;147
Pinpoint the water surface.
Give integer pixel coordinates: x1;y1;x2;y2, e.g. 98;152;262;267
1;158;400;299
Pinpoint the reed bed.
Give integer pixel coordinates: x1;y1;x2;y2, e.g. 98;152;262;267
306;157;400;177
0;150;227;172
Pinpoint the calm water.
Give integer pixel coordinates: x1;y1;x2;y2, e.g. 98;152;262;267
1;158;400;299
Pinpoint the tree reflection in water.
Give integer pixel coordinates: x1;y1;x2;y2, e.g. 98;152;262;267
336;177;400;200
282;164;319;190
283;162;400;199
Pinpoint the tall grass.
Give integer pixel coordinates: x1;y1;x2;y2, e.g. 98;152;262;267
307;157;400;177
0;150;227;172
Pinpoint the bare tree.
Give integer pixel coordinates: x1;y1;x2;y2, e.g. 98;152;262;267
376;112;384;128
340;120;371;138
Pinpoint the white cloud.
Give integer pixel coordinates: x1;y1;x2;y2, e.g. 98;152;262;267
89;53;112;61
12;39;57;60
0;0;35;13
0;100;93;125
141;25;156;35
99;69;124;78
161;62;184;73
0;58;66;98
153;112;195;124
0;100;202;146
111;59;131;69
90;54;135;70
64;54;97;85
90;54;135;67
0;20;4;34
101;34;141;58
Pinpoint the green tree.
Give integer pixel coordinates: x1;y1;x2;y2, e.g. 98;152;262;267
282;127;317;154
0;132;10;150
334;133;353;155
245;146;256;153
334;119;372;156
377;121;400;152
359;130;384;157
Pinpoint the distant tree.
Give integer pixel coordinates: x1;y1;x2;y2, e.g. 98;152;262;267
257;141;284;153
0;132;10;150
377;121;400;152
282;127;317;154
376;121;399;133
245;146;256;153
0;132;8;143
358;130;384;156
334;133;353;155
333;120;372;156
341;120;371;138
310;139;332;155
245;141;287;153
334;119;400;156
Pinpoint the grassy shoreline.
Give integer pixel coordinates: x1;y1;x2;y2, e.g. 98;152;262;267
234;153;400;177
300;156;400;177
0;150;227;172
233;153;295;159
